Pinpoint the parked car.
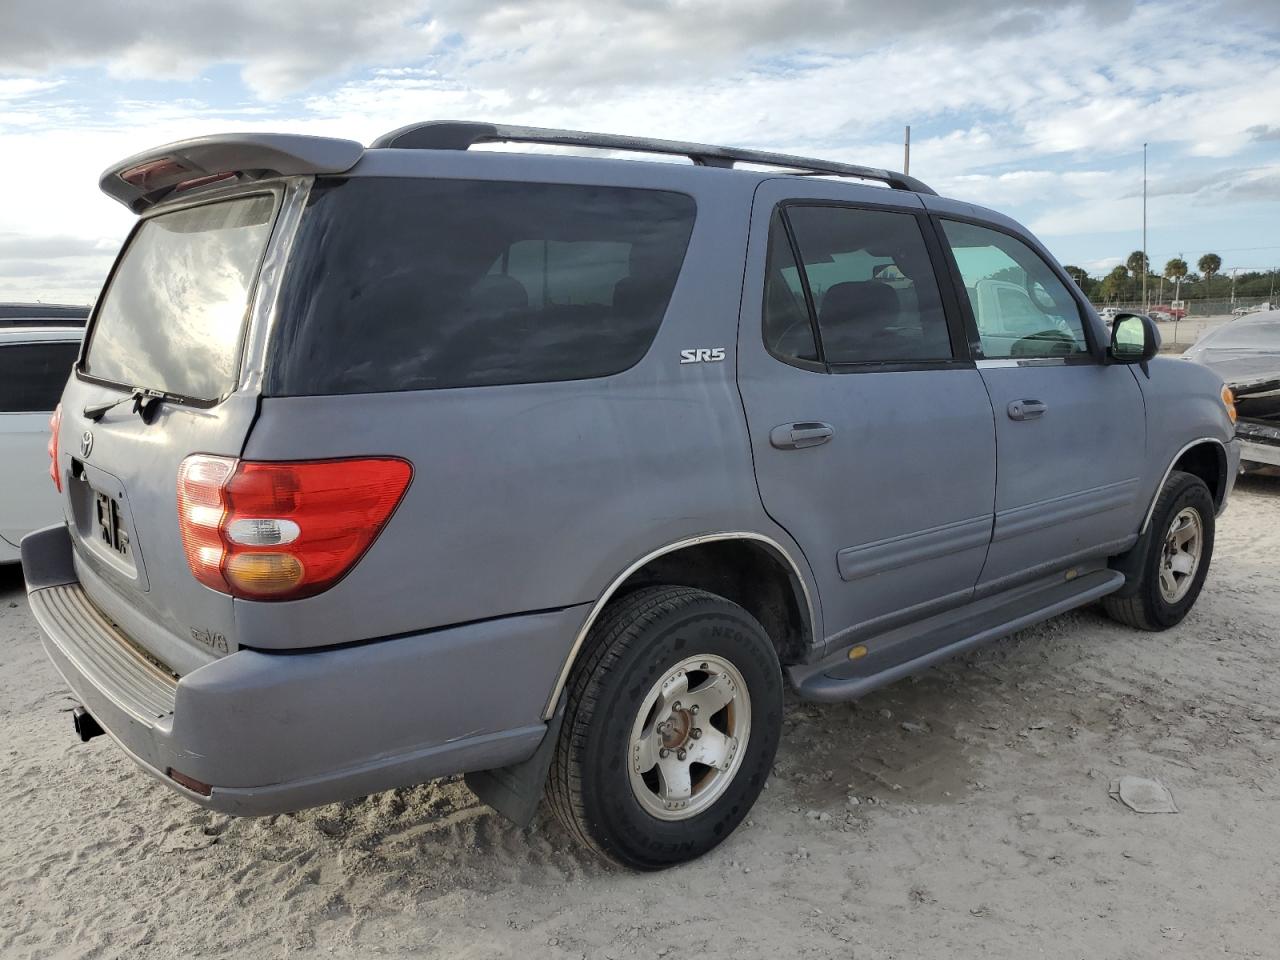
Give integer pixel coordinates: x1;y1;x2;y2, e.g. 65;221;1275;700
1145;303;1186;321
23;124;1239;869
1183;309;1280;471
0;319;84;563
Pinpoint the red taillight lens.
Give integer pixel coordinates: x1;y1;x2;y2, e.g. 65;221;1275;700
48;404;62;492
177;456;412;601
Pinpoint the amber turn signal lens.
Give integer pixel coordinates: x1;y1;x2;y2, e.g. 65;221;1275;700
224;552;305;597
1221;384;1237;424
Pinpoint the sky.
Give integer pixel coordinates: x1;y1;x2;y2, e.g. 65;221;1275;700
1;0;1277;304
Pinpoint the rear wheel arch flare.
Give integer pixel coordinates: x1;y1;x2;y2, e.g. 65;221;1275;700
543;533;816;719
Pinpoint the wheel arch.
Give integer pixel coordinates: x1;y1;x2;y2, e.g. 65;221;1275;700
542;532;817;718
1141;437;1228;534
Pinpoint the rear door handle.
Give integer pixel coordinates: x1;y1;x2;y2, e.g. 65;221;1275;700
1007;399;1047;421
770;421;834;449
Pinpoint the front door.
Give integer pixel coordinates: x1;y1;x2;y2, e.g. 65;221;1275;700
737;180;997;649
933;214;1146;588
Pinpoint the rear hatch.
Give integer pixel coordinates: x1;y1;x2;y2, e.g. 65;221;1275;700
56;187;287;675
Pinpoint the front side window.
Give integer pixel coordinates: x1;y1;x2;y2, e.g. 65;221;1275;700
83;194;277;400
269;178;697;395
763;204;953;366
940;220;1089;360
0;341;80;412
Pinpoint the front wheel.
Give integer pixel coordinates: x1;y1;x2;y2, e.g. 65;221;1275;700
547;585;783;869
1103;470;1215;630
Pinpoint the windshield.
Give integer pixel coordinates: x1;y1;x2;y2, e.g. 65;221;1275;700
82;194;277;401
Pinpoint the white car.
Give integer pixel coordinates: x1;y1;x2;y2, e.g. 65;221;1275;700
0;322;83;563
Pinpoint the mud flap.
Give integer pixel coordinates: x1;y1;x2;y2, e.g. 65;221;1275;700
1108;524;1155;599
465;693;566;827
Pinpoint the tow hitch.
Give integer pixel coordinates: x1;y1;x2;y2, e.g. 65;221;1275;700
72;706;104;742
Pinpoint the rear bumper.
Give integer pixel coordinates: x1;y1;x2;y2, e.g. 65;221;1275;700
22;524;574;815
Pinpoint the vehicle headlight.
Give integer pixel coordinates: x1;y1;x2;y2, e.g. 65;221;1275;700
1221;384;1237;424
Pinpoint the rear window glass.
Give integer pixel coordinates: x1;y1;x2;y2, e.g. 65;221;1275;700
82;194;277;401
0;341;80;412
267;178;697;395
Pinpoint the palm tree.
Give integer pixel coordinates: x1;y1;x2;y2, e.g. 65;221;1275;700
1198;253;1222;295
1127;250;1149;278
1164;257;1189;309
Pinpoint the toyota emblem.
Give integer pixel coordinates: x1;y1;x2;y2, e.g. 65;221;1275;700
81;430;94;458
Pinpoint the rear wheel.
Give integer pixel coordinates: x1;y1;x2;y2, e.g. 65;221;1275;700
1103;470;1215;631
547;585;783;869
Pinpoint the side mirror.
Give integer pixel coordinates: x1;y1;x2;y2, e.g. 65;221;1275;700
1109;312;1159;374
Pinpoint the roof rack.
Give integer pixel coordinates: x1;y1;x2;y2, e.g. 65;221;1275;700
371;121;936;195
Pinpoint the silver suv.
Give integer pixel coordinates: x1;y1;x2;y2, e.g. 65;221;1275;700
23;122;1240;869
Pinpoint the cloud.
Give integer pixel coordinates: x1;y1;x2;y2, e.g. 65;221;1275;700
0;0;1151;100
0;0;1278;300
0;0;433;98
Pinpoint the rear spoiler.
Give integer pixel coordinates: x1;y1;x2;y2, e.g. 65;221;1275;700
99;133;364;212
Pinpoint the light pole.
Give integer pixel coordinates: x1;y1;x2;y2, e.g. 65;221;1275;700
1142;142;1148;310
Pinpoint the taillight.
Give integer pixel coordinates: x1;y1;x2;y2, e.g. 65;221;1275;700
177;456;412;601
48;404;62;492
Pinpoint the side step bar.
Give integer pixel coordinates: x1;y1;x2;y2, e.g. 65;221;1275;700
791;569;1124;703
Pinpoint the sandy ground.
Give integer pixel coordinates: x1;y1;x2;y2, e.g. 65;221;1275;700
3;477;1279;960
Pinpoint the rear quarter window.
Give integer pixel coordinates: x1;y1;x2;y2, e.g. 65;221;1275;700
0;341;80;412
267;178;697;395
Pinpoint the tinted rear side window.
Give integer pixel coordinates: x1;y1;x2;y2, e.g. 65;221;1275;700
268;178;697;395
0;341;80;412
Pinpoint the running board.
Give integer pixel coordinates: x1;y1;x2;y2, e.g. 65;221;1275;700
790;569;1124;703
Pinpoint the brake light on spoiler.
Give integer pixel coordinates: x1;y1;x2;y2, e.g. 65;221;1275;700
177;456;412;601
119;158;238;196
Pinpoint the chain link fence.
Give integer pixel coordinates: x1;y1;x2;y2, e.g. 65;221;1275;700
1090;296;1273;318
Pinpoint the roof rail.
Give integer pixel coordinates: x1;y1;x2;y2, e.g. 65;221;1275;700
371;121;936;195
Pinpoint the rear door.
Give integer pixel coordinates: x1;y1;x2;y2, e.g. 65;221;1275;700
737;179;997;648
0;336;79;551
56;186;293;674
932;213;1146;588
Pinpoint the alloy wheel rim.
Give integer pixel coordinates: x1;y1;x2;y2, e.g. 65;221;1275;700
627;654;751;821
1158;506;1203;604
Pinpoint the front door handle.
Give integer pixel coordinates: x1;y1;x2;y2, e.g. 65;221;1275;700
1007;399;1047;421
770;421;834;449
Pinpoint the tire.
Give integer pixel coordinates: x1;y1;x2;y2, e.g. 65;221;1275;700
547;585;783;870
1102;470;1215;631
